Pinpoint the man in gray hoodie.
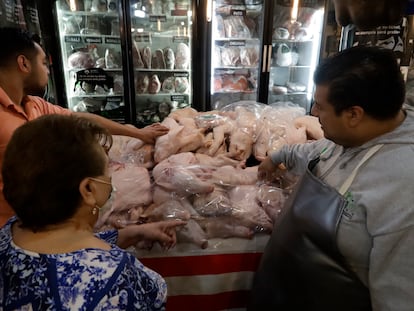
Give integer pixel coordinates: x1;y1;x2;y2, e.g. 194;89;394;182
249;46;414;310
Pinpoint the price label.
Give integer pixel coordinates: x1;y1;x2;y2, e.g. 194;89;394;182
229;40;246;47
65;35;82;43
231;9;245;16
149;15;167;22
171;9;187;16
84;36;102;43
173;72;189;78
171;95;186;102
173;36;189;43
134;33;151;43
105;37;121;44
74;68;114;91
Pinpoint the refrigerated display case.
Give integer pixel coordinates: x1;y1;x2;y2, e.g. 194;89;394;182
53;0;126;122
209;0;265;109
208;0;326;112
36;0;200;125
38;0;326;119
267;0;325;112
128;0;194;126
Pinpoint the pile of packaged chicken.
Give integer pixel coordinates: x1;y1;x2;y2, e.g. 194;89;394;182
96;101;323;250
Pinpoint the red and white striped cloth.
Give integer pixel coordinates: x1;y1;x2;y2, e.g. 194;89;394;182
136;236;269;311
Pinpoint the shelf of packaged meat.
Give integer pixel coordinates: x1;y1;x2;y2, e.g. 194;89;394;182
57;10;121;37
131;35;191;69
213;39;260;69
135;72;190;94
63;36;122;69
213;68;257;95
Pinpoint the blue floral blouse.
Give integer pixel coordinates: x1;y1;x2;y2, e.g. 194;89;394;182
0;217;167;310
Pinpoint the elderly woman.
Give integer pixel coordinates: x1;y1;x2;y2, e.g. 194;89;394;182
0;114;184;310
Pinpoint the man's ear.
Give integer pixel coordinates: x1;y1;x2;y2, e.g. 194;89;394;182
346;106;364;127
16;55;30;73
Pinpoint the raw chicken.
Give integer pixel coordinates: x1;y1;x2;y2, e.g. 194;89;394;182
208;121;234;156
108;135;151;167
143;199;208;249
293;115;324;140
176;117;206;153
142;200;193;222
256;184;286;222
153;117;185;163
168;107;199;121
193;186;232;216
152;164;214;197
153;152;214;196
177;219;208;249
110;164;152;212
228;107;259;161
211;165;257;186
285;124;307;145
198;216;254;239
228;129;254;161
152;185;186;205
95;164;152;229
194;152;243;168
154;118;206;161
229;185;273;232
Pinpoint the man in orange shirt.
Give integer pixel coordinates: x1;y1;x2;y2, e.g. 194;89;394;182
0;27;168;226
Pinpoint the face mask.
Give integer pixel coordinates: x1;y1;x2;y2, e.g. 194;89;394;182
89;177;116;217
99;186;116;213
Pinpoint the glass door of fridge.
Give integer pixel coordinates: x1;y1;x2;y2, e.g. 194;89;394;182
268;0;324;112
55;0;126;122
129;0;193;126
210;0;264;110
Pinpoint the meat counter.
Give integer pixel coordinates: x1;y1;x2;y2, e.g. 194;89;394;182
95;102;323;310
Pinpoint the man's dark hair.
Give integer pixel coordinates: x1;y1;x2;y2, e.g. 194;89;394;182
314;46;405;120
0;27;39;67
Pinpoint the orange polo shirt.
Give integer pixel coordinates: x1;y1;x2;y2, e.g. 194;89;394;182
0;87;71;227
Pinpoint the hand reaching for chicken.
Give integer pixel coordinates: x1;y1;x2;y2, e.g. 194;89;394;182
258;157;287;183
117;219;187;250
138;123;169;144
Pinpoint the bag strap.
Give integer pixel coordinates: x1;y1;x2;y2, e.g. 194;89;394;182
338;144;384;195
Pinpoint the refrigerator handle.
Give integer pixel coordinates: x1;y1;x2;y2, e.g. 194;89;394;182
206;0;212;22
262;45;268;73
266;45;272;73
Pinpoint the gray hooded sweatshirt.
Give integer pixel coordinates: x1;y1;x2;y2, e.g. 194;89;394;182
270;105;414;311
